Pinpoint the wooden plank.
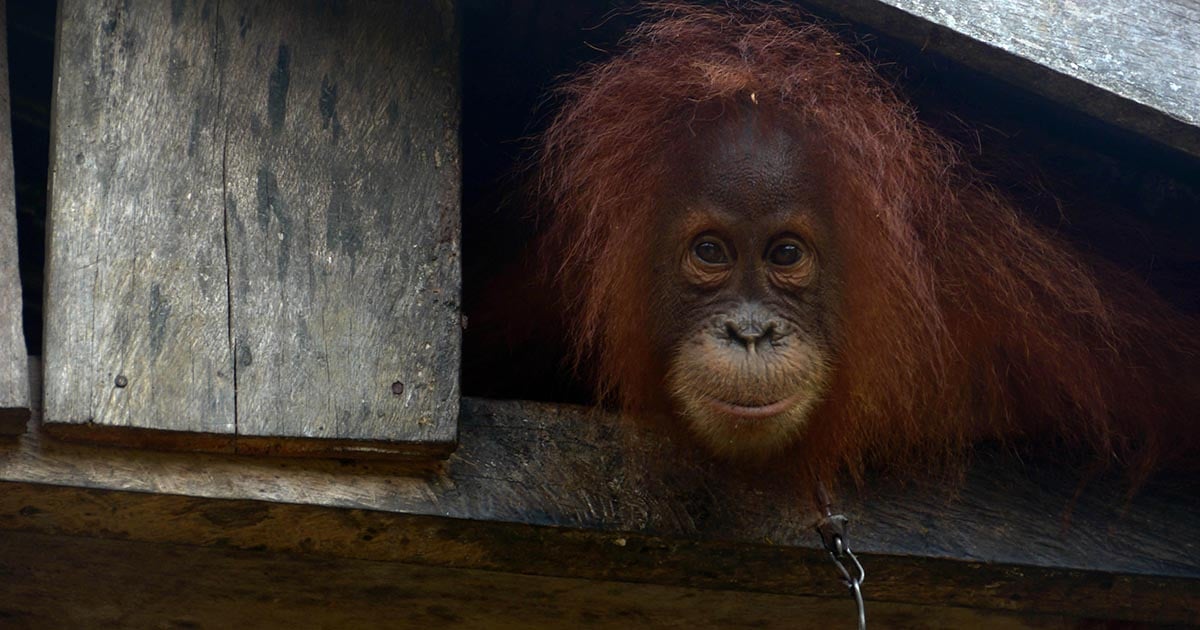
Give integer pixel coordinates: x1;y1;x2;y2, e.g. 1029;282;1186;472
3;480;1194;628
222;0;460;456
43;0;234;441
3;363;1197;625
0;0;31;435
798;0;1200;159
42;0;460;456
0;530;1080;629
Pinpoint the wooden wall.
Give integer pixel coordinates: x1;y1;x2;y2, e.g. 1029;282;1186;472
41;0;460;457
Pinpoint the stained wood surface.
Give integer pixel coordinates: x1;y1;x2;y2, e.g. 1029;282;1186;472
0;0;31;435
2;363;1197;625
799;0;1200;159
43;0;460;456
0;529;1086;629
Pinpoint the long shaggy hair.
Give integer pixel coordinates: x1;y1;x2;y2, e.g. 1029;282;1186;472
535;2;1198;486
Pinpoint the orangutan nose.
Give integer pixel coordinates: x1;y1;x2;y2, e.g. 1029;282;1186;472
724;305;781;353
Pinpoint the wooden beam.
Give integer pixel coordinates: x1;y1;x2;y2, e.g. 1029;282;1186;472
2;363;1197;625
0;0;31;435
0;529;1084;629
798;0;1200;159
42;0;460;457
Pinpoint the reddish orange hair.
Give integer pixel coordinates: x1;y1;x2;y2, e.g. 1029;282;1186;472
536;3;1198;486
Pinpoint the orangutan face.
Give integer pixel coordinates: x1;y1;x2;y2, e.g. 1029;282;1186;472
649;111;842;459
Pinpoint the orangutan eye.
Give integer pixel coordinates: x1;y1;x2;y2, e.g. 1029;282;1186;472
693;236;730;265
767;239;806;267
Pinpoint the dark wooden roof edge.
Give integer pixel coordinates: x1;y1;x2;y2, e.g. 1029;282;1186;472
799;0;1200;159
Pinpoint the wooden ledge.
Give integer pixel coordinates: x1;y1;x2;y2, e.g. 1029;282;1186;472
0;361;1197;626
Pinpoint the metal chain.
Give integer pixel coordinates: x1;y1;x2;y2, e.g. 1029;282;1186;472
815;484;867;630
822;530;866;630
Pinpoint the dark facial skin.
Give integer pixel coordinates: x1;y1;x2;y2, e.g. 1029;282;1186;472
650;109;842;458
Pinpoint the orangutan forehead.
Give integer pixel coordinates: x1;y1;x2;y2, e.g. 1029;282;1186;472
666;110;824;220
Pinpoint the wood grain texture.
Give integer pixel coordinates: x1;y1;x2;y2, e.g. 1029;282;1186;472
2;363;1197;625
223;0;460;452
0;530;1080;629
42;0;460;456
0;0;32;434
44;0;234;437
798;0;1200;158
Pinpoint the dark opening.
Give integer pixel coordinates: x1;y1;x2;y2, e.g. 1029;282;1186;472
8;0;54;356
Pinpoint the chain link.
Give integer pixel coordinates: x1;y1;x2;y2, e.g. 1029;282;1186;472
814;484;867;630
824;534;866;630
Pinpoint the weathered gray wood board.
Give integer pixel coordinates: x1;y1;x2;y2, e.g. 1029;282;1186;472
2;365;1197;625
43;0;460;457
223;1;460;454
0;0;31;435
44;0;234;442
799;0;1200;159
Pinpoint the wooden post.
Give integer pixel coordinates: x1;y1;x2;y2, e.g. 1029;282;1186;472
0;0;31;435
43;0;460;457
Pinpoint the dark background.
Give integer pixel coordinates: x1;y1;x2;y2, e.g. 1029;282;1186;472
8;1;1199;394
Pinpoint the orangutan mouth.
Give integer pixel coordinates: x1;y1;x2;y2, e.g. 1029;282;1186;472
705;395;801;419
